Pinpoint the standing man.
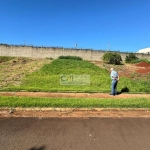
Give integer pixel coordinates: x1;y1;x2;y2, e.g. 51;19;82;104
110;68;119;96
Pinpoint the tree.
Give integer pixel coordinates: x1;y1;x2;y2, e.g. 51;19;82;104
103;52;122;65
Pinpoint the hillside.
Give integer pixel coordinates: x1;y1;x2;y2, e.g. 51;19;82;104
0;57;150;93
0;57;51;88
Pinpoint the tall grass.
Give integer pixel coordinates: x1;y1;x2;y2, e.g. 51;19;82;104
129;58;150;64
0;56;15;62
1;58;150;93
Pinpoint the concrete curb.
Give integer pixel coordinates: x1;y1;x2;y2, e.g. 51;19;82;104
1;107;150;111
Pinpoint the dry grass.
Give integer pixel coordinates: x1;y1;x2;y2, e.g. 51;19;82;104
90;61;150;79
0;57;51;87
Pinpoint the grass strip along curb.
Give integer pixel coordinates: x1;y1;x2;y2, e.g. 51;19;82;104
0;96;150;108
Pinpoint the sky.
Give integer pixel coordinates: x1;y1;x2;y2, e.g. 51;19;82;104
0;0;150;52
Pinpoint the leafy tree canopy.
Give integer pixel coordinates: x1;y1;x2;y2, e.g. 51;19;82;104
103;52;122;65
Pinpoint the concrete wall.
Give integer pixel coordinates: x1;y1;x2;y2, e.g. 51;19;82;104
0;44;150;61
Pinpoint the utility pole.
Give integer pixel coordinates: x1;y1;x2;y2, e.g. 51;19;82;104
108;42;110;51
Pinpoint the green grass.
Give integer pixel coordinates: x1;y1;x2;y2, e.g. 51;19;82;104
128;58;150;64
2;59;110;92
0;96;150;108
1;58;150;93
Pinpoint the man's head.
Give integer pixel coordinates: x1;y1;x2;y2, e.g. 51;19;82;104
110;68;114;71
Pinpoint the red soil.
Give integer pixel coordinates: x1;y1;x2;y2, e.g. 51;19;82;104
135;62;150;67
134;62;150;74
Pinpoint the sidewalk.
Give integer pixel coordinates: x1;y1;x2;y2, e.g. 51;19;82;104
0;91;150;98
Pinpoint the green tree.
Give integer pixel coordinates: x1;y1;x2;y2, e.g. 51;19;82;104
103;52;122;65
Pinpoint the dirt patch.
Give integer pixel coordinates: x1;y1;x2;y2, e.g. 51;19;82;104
134;62;150;74
91;61;150;78
0;92;150;99
135;62;150;67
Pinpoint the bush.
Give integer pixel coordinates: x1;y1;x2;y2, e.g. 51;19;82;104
58;56;83;60
102;52;122;65
125;53;139;63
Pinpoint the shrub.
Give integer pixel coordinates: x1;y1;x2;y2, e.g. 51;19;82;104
125;53;139;63
58;56;83;60
102;52;122;65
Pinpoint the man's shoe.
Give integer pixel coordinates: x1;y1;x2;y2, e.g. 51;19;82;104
109;94;115;96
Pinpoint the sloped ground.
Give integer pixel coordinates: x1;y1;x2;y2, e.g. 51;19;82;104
135;62;150;73
0;58;150;94
1;58;150;88
91;61;150;79
0;57;51;87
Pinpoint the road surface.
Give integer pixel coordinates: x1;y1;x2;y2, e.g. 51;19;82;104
1;117;150;150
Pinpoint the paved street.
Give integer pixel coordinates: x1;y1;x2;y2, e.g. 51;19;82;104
1;117;150;150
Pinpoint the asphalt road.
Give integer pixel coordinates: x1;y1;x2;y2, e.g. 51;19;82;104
1;117;150;150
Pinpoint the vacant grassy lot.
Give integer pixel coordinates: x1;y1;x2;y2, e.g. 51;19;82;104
0;56;150;109
0;56;150;93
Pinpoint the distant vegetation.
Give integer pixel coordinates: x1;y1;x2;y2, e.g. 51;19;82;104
125;53;150;64
58;56;83;60
102;52;122;65
125;53;139;63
